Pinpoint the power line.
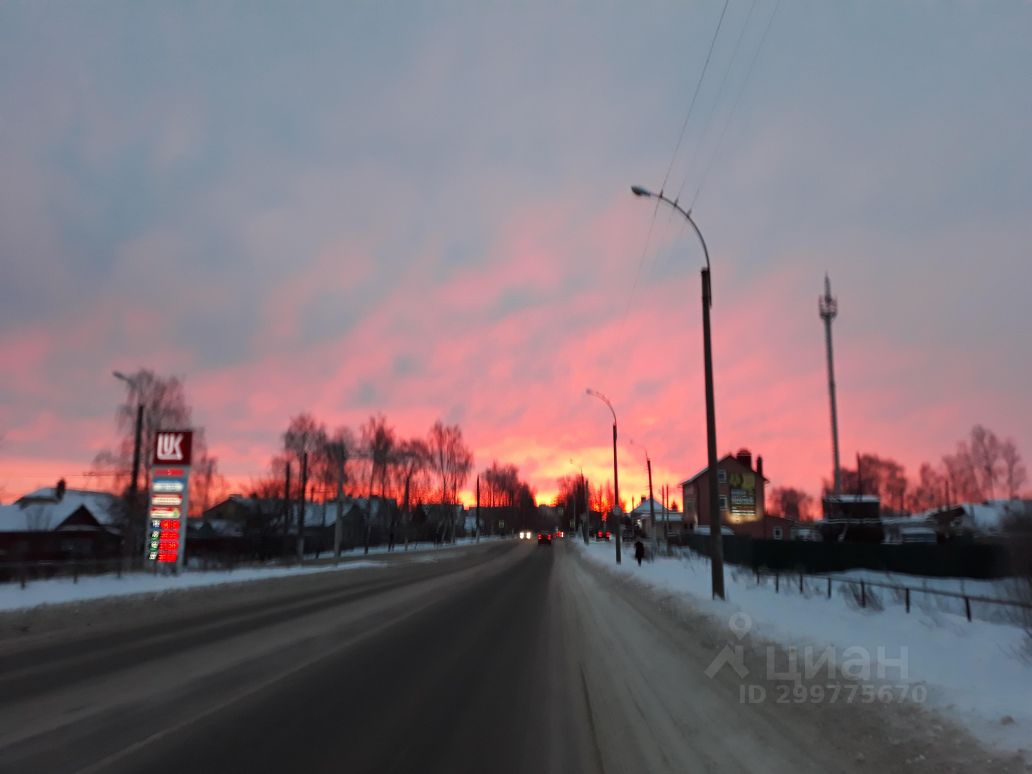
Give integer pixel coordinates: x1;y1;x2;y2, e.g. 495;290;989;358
619;3;732;344
689;0;782;211
659;0;731;196
675;0;758;203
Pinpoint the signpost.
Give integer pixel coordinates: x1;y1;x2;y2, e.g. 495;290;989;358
146;430;193;571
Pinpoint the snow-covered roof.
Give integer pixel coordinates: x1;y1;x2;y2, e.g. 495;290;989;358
960;500;1027;534
2;489;121;532
824;494;881;503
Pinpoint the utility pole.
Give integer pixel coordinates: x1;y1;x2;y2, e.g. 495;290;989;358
334;454;344;561
475;475;480;543
820;274;842;498
646;456;658;557
283;460;292;557
582;474;590;545
128;403;144;557
296;452;307;563
612;422;622;564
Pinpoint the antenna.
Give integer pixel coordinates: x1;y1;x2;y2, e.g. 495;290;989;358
819;274;842;498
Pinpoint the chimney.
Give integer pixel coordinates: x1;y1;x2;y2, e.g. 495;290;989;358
641;495;646;505
756;456;764;479
55;478;66;501
735;448;752;470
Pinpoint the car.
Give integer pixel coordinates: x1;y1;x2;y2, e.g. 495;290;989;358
537;531;552;545
591;529;612;542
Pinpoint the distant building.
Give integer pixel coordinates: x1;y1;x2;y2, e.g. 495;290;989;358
822;493;880;520
629;496;685;537
680;449;768;532
0;486;122;560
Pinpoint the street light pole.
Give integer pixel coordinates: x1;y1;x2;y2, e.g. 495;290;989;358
113;371;144;558
586;388;621;564
628;439;660;559
630;186;725;599
570;459;589;545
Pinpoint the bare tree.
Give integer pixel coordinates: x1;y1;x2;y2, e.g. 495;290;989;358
426;421;472;541
969;425;1003;501
283;413;327;557
360;413;396;501
427;421;472;505
95;369;197;493
323;427;355;558
393;438;429;548
192;455;226;516
1000;439;1027;501
768;487;814;520
907;462;948;513
942;442;983;504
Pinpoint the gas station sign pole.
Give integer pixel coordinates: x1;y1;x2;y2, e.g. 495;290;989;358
146;430;193;572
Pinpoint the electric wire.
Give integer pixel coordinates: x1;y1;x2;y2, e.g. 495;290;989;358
689;0;782;211
658;0;731;197
674;0;758;204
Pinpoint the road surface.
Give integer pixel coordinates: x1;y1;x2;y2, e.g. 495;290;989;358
0;540;1023;773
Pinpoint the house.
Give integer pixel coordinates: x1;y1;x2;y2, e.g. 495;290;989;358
0;485;123;560
629;496;685;537
680;449;772;538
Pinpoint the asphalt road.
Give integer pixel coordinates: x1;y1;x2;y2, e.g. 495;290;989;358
0;540;1023;774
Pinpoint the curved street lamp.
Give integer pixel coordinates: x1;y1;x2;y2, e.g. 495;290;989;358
585;388;621;564
630;186;724;599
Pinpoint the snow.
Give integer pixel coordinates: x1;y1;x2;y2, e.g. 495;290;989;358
0;537;505;613
577;540;1032;760
0;561;381;612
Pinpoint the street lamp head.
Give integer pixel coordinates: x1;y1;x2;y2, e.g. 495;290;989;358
112;370;130;384
630;185;653;198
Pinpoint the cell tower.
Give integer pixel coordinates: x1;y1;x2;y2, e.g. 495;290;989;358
819;274;842;496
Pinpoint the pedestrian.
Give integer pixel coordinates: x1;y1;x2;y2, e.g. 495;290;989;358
634;539;645;567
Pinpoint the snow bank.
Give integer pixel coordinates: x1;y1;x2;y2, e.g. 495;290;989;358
577;541;1032;760
0;537;506;613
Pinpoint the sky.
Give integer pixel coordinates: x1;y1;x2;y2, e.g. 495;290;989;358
1;1;1030;507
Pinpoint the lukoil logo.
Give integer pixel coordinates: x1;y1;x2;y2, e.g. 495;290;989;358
156;433;185;461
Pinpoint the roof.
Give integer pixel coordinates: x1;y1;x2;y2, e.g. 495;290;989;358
825;494;881;504
629;498;681;520
2;489;121;532
679;454;770;487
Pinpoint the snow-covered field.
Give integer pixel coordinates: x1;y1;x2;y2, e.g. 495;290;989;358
0;537;502;613
577;540;1032;760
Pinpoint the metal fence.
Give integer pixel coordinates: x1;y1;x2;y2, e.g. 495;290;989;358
666;542;1032;626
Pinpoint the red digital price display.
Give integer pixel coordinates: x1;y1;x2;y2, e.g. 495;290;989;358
147;465;190;565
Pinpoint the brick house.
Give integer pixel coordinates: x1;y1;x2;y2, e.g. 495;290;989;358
681;449;794;539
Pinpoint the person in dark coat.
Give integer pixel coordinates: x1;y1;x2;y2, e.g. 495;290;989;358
634;539;645;566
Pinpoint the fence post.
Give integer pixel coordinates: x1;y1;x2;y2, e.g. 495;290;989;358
73;561;79;584
827;578;831;599
860;580;866;608
799;574;804;594
19;564;26;590
116;559;122;579
775;573;779;593
755;568;760;584
905;587;910;614
964;596;971;622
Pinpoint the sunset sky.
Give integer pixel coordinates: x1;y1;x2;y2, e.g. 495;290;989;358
2;2;1030;507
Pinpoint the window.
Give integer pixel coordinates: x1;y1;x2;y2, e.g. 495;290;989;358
717;469;727;484
772;527;783;540
718;495;728;511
